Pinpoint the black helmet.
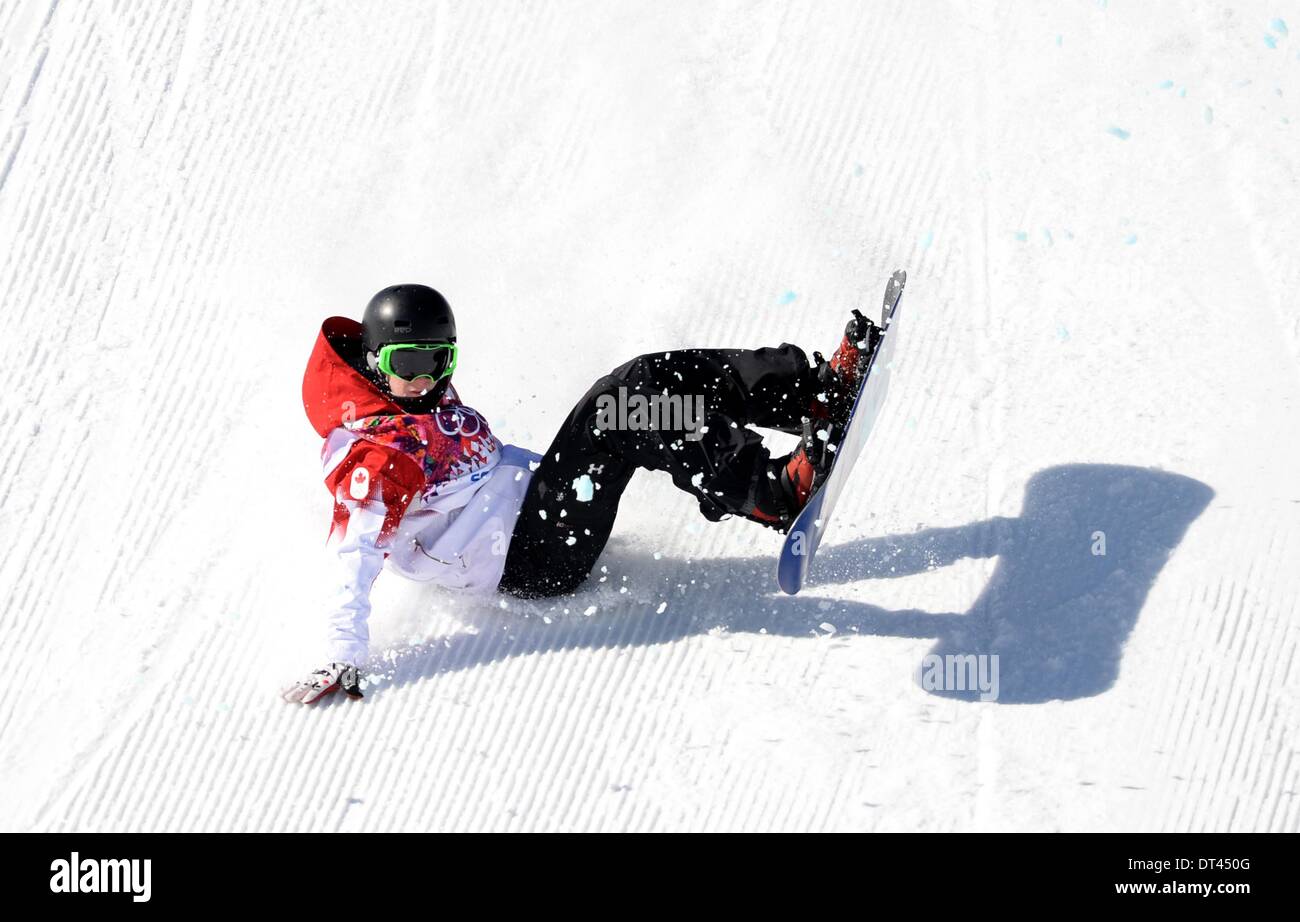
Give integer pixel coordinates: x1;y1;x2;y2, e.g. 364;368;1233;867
361;284;458;405
362;284;456;354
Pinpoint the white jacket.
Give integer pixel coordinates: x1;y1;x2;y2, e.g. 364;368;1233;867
321;442;540;665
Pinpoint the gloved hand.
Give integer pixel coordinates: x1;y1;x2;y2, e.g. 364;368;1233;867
281;662;364;704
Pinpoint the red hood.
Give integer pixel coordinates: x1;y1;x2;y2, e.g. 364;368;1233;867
302;317;411;437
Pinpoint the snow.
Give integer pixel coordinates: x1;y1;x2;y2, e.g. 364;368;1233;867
1;0;1297;832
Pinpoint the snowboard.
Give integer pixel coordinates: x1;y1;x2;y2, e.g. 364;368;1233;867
776;269;907;595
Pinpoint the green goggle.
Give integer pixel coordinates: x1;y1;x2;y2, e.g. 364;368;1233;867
375;342;459;382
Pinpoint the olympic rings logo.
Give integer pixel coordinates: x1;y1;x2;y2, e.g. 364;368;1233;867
434;407;486;438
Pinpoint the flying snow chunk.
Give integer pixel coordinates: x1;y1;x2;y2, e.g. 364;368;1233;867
656;602;667;614
572;474;595;502
691;472;705;488
583;605;597;616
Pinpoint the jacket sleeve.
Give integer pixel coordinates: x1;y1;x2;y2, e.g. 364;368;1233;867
323;496;387;665
319;439;426;665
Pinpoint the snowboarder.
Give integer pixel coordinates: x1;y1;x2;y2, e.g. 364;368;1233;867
283;283;879;703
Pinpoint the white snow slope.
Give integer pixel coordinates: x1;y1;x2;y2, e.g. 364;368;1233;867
1;0;1297;832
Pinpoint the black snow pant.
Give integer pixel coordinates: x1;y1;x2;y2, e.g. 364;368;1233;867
498;345;815;598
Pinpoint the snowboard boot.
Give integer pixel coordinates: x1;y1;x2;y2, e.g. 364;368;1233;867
747;416;845;531
808;309;882;426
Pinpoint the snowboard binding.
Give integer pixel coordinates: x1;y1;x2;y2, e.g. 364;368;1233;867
747;415;847;531
747;308;884;531
811;309;882;426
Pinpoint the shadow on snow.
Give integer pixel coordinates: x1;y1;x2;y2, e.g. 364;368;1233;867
370;463;1212;704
